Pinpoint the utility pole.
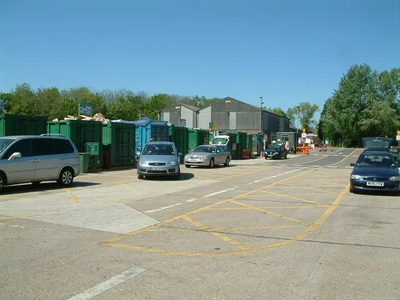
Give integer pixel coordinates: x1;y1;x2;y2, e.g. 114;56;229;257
260;96;264;153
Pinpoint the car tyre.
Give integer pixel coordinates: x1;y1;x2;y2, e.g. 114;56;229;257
264;156;268;160
137;173;144;179
0;173;5;193
209;158;215;168
185;164;191;168
349;186;356;194
57;168;74;187
224;158;230;167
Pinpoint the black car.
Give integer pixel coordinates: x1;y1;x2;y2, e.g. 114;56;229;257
350;137;400;194
264;144;288;159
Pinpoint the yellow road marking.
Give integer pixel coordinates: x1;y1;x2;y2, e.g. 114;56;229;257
329;148;358;166
210;225;305;231
65;189;79;204
0;214;39;220
207;205;329;210
231;199;311;226
258;190;322;205
182;216;252;251
278;183;339;195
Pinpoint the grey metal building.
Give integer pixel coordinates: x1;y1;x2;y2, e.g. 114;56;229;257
159;104;199;128
198;97;290;139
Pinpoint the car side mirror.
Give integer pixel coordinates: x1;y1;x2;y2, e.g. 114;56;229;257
350;163;355;167
178;152;182;156
136;152;141;157
8;152;21;161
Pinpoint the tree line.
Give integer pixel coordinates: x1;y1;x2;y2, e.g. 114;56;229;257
318;64;400;147
0;84;223;121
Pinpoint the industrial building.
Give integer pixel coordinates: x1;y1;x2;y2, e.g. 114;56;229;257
160;97;291;142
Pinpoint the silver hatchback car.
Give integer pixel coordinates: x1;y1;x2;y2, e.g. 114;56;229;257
137;141;181;179
184;145;231;168
0;136;80;192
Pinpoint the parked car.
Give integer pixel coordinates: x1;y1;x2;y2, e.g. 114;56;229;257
184;145;231;168
264;144;288;159
350;137;400;193
136;141;181;179
0;135;80;192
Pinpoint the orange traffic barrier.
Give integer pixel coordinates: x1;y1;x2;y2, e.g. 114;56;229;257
296;146;309;154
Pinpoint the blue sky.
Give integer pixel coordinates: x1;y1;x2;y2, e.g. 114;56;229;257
1;0;399;119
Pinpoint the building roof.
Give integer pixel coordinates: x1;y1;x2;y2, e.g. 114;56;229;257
160;103;200;113
201;97;290;120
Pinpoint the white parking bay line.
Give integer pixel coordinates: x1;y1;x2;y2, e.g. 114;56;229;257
203;187;237;198
252;168;306;184
145;203;183;213
68;267;146;300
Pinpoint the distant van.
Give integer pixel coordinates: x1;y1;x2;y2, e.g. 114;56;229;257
0;135;80;192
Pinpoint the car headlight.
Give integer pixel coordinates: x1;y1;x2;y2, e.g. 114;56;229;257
351;174;363;180
138;161;148;166
168;161;177;165
198;156;206;160
389;176;400;181
274;152;278;155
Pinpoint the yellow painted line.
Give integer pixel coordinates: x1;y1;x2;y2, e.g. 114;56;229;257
182;215;252;251
210;225;305;231
231;199;311;226
0;214;39;220
101;167;331;256
194;174;216;180
207;205;329;210
329;149;358;166
65;189;79;204
258;190;322;205
278;183;339;195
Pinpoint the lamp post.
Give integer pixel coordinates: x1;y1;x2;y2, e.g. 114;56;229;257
260;97;264;135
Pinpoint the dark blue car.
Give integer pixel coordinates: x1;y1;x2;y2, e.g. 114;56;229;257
350;137;400;194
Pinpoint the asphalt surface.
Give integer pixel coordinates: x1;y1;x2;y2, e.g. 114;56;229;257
1;147;400;300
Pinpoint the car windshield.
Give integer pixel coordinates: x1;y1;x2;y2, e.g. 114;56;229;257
357;154;395;167
0;138;14;154
143;144;174;155
212;138;228;145
268;145;280;150
194;146;215;153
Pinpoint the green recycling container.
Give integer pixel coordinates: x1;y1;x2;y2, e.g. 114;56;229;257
102;122;136;167
47;120;103;169
79;153;90;173
236;132;247;158
0;114;47;137
246;134;253;154
169;126;189;162
188;129;209;152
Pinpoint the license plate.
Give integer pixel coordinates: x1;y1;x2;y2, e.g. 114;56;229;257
151;167;164;171
366;182;384;187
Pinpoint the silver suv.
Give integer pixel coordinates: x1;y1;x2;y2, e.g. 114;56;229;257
0;136;80;192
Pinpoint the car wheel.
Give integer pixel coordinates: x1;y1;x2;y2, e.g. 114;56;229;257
209;158;215;168
185;164;191;168
58;168;74;186
0;173;5;193
285;153;288;159
137;173;143;179
264;156;268;160
349;186;356;194
224;158;230;167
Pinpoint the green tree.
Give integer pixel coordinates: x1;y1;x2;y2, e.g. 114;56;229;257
287;102;319;132
267;107;288;118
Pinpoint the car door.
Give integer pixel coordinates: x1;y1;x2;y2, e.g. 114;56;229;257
32;138;61;181
1;139;34;184
216;146;224;164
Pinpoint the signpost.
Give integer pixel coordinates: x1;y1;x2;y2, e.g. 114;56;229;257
85;142;99;155
397;130;400;146
78;104;92;116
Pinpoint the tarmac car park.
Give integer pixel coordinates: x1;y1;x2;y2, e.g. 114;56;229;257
2;146;400;300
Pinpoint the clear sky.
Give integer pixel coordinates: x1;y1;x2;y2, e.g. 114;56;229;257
1;0;399;119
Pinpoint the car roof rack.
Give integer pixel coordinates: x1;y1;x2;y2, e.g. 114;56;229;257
40;133;66;138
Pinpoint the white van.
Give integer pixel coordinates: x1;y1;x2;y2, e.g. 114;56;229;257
0;136;80;192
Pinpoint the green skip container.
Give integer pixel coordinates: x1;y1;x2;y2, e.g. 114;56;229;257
102;122;136;168
188;129;210;152
47;120;103;169
169;126;189;162
0;114;47;137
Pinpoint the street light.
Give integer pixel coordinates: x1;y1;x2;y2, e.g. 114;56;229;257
260;97;264;135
